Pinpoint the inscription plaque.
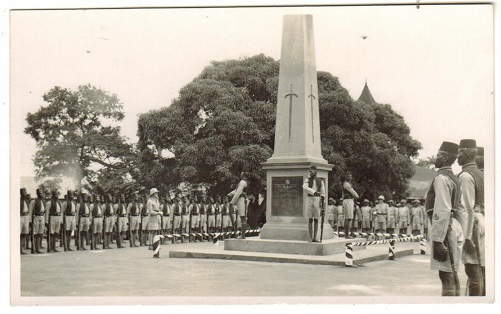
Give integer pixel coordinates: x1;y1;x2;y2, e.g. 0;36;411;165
271;176;304;217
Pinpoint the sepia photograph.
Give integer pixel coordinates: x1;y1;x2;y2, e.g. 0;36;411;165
4;0;496;308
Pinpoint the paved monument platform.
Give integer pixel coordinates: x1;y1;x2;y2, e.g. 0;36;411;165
223;237;365;256
169;240;415;266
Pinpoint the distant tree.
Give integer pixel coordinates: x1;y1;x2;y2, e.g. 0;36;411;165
137;54;421;198
25;85;137;192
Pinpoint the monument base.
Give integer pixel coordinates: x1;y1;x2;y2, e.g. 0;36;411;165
224;237;365;256
259;222;334;241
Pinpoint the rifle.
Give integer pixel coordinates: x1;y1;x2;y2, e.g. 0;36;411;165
30;208;35;254
320;197;325;243
76;207;81;250
446;226;460;296
47;213;51;253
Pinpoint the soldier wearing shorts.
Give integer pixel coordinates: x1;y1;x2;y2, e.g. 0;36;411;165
199;196;208;235
207;196;216;233
161;194;172;237
171;195;182;239
188;196;200;241
229;172;250;239
214;196;222;232
29;189;47;254
20;188;30;254
386;200;397;234
77;193;91;250
127;193;141;247
90;194;103;250
140;189;149;246
103;194;115;249
302;166;325;242
374;196;388;236
46;190;62;252
221;196;231;233
336;201;345;233
410;200;423;236
360;199;372;233
341;173;359;238
397;199;410;234
62;191;77;251
114;194;128;248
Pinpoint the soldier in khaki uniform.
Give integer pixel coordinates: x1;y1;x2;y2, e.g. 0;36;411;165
20;188;30;254
397;199;410;235
456;139;485;296
62;191;77;251
374;195;388;235
46;190;62;252
410;200;423;236
426;141;463;296
90;194;103;250
360;199;372;233
386;200;397;234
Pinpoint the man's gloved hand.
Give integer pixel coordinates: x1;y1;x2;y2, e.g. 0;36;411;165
433;241;448;262
464;239;476;255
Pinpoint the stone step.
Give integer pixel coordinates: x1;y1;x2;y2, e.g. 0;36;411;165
169;241;418;266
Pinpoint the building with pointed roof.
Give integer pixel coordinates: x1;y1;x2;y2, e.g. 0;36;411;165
358;81;377;105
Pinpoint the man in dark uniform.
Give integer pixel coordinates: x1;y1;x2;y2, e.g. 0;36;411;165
229;172;251;239
29;189;46;253
199;195;208;239
214;196;222;233
457;139;485;296
46;190;62;252
140;191;150;246
20;188;30;254
426;141;464;296
302;166;325;242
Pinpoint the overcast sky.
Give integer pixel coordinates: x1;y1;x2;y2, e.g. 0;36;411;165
10;4;494;179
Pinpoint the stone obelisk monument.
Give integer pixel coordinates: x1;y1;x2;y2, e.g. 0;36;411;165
261;15;334;241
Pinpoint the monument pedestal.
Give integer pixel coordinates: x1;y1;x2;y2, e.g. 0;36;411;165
260;161;334;242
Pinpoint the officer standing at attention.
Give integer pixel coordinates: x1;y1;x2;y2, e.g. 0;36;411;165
147;188;162;249
229;172;251;239
29;189;46;254
360;199;372;234
103;194;115;249
457;139;485;296
62;191;77;251
46;190;62;252
20;188;30;254
386;200;397;234
426;141;464;296
410;200;424;236
90;194;103;250
302;166;325;242
397;199;410;235
114;193;128;248
77;193;91;250
341;172;358;238
374;195;388;236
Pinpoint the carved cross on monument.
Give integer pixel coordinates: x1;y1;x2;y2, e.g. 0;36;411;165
284;83;298;142
308;84;316;143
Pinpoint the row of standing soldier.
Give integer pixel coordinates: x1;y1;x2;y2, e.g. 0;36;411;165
325;197;429;237
20;185;266;253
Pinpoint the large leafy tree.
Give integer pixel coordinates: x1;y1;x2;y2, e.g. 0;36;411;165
25;85;138;193
137;54;421;199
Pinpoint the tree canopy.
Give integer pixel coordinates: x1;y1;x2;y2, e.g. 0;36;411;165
137;54;422;200
25;85;138;193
